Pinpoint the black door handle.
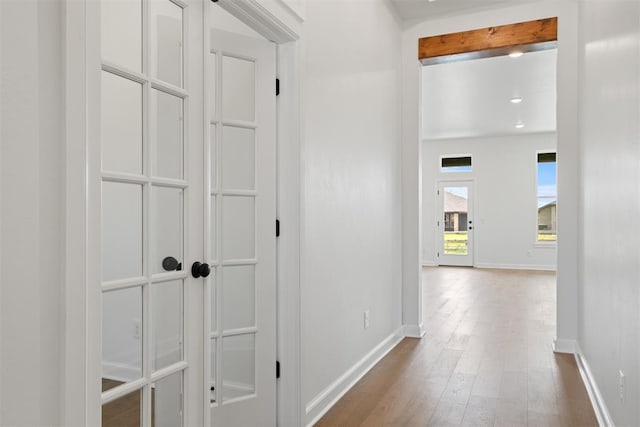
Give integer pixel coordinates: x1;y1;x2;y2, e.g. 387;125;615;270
191;261;211;278
162;256;182;271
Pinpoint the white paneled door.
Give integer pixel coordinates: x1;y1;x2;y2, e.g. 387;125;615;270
437;181;474;267
206;29;277;427
96;1;276;426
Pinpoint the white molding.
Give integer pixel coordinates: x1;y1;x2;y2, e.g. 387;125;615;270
404;323;426;338
276;41;302;427
102;362;140;384
217;0;300;43
475;263;557;272
575;343;615;427
552;337;576;354
304;328;405;427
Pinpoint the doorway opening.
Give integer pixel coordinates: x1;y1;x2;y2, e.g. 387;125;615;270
418;19;559;344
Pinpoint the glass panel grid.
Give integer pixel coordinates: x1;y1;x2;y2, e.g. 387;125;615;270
101;0;187;421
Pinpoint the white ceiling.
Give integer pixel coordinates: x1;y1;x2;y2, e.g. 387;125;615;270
390;0;518;21
421;49;557;140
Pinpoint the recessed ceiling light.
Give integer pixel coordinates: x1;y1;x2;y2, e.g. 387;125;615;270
509;51;524;58
510;97;523;104
428;0;437;2
515;122;525;129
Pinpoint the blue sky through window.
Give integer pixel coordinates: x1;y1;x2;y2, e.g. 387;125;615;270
537;161;557;208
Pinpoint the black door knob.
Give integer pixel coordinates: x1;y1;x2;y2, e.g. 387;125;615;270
162;256;182;271
191;261;211;278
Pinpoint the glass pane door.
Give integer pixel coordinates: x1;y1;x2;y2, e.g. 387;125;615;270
206;21;277;425
438;181;474;267
100;1;189;425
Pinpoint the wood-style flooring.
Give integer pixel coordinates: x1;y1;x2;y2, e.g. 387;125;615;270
316;267;597;426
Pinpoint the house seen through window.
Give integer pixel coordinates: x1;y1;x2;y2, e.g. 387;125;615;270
537;152;557;242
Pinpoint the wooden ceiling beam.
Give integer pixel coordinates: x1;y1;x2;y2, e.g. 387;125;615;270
418;17;558;63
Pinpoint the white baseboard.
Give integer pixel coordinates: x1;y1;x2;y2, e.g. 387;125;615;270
552;337;576;354
304;327;404;427
102;361;140;383
404;323;426;338
422;260;437;267
575;342;615;427
475;263;556;271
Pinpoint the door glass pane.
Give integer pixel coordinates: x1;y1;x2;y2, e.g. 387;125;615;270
101;0;142;71
152;89;184;179
209;53;217;120
102;182;143;281
222;334;255;401
152;372;184;427
222;56;255;122
210;338;217;403
102;287;143;390
210;196;217;262
152;186;183;275
151;0;183;87
151;280;183;371
443;187;469;255
222;266;255;331
210;266;217;332
102;389;142;427
210;124;217;190
101;72;143;174
222;126;255;190
222;196;255;260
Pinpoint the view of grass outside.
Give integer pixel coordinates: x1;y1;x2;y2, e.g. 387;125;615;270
537;232;557;241
444;232;468;255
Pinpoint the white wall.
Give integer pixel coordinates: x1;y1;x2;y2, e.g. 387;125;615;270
402;0;580;348
300;0;403;424
0;0;64;424
578;1;640;424
422;133;557;270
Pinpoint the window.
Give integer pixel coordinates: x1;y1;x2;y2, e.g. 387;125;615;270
441;155;472;172
537;152;557;242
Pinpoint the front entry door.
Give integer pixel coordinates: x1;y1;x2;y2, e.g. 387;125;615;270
206;29;277;426
437;181;474;267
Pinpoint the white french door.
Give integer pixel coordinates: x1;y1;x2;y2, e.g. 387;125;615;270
437;181;474;267
98;0;203;425
205;29;277;426
91;2;277;426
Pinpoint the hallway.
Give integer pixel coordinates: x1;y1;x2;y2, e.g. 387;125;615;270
316;267;597;426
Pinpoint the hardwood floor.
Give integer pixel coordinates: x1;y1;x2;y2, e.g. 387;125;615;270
316;267;597;426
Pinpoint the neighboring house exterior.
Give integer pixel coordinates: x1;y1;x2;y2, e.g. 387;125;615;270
538;200;557;233
444;191;468;232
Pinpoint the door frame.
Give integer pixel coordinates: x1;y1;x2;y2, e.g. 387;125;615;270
63;0;303;425
435;179;475;267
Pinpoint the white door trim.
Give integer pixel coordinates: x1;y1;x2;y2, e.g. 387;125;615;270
64;0;101;424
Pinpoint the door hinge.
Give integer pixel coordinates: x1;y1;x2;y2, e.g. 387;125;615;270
437;220;440;227
276;361;281;379
276;219;280;237
276;78;280;96
437;190;440;195
437;252;440;257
